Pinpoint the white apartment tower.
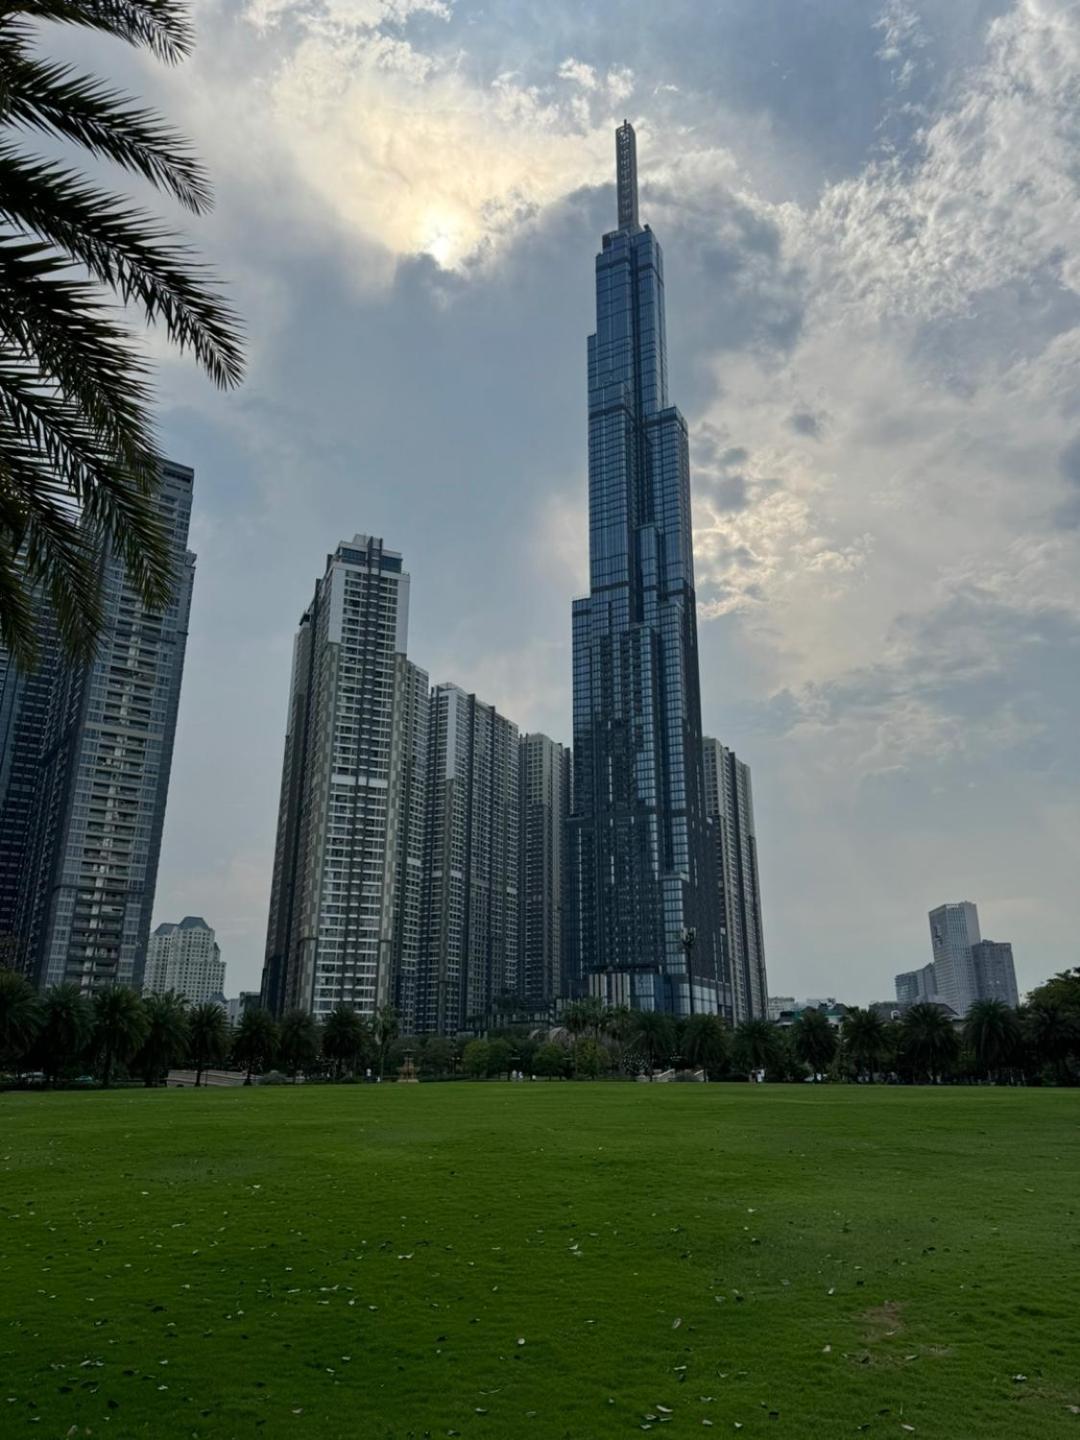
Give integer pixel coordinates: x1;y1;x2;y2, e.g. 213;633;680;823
260;537;428;1021
144;916;224;1003
928;901;981;1016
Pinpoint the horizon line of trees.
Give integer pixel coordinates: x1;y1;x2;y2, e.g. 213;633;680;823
1;967;1077;1089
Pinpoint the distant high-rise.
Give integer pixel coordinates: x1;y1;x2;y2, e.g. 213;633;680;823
144;916;224;1003
568;121;721;1015
519;733;570;1010
895;961;938;1007
260;536;428;1020
702;739;768;1022
0;461;195;993
971;939;1019;1008
420;685;519;1034
928;901;982;1016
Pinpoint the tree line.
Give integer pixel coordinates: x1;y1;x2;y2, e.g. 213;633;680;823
2;968;1077;1088
0;977;406;1087
532;980;1080;1085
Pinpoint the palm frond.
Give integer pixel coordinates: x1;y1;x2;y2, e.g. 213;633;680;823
0;529;41;666
0;237;156;464
0;352;173;640
0;148;244;388
1;0;194;65
0;50;212;212
0;446;105;665
0;0;242;666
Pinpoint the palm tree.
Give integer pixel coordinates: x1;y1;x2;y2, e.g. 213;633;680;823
133;990;189;1085
0;966;41;1070
631;1010;676;1078
560;999;591;1072
732;1018;783;1078
682;1013;730;1078
900;1003;959;1083
579;995;610;1044
33;982;92;1082
964;999;1021;1082
792;1009;837;1079
186;1000;228;1086
372;1004;399;1081
0;0;243;669
842;1007;887;1081
321;1002;369;1081
232;1007;278;1084
418;1035;452;1079
91;985;148;1087
1023;1002;1079;1085
603;1004;635;1075
278;1008;319;1080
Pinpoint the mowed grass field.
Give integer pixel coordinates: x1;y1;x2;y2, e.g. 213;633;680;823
1;1086;1078;1440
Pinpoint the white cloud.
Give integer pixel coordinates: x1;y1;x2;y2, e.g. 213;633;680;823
874;0;929;91
557;56;598;90
605;65;635;105
243;0;451;33
684;0;1080;749
165;7;638;278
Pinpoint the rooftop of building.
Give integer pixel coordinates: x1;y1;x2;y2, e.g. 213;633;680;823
152;915;211;936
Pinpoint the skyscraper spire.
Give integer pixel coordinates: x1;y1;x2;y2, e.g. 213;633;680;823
569;126;722;1020
616;119;639;231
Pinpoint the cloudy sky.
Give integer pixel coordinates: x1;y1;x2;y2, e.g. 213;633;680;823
77;0;1080;1001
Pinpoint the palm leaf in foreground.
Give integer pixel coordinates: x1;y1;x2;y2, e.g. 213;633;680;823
0;0;243;667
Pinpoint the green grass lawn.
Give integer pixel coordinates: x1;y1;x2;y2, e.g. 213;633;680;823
1;1085;1078;1440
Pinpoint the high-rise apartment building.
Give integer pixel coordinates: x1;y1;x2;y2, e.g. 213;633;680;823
144;916;225;1003
388;656;430;1033
260;536;427;1021
928;901;982;1016
519;732;570;1010
0;461;195;992
895;961;938;1007
701;738;767;1022
420;685;520;1034
971;939;1019;1007
0;617;59;952
568;122;721;1015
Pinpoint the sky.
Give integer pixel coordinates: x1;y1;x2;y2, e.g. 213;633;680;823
70;0;1080;1002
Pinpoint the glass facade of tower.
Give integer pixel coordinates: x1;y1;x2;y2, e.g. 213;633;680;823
702;738;768;1023
568;124;720;1015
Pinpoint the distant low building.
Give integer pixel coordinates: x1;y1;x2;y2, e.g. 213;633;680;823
870;1001;904;1022
874;998;961;1025
767;996;796;1022
770;997;847;1028
143;917;224;1004
226;992;261;1026
895;962;938;1006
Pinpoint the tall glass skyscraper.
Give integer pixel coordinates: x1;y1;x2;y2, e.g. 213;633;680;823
568;123;720;1015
